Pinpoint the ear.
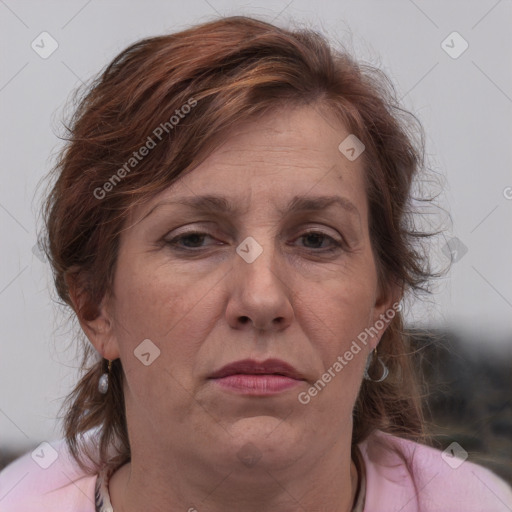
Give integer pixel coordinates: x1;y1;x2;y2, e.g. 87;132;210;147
370;277;402;350
66;274;121;361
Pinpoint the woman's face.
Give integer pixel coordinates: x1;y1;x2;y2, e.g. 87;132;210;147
93;104;395;474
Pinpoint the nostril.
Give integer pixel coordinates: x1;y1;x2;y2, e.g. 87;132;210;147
239;316;250;324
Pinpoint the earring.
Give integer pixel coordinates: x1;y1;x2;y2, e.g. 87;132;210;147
363;348;389;383
98;359;112;394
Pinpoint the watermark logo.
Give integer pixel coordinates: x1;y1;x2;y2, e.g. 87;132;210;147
31;441;58;469
441;31;469;59
441;441;468;469
31;31;59;59
134;338;161;366
32;241;46;262
236;236;263;263
442;237;468;263
237;442;262;468
338;134;365;161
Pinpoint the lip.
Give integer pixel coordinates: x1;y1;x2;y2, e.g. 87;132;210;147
208;358;305;395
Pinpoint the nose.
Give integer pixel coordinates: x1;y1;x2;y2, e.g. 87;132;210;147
225;240;294;332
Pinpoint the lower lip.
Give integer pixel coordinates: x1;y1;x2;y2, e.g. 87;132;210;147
211;374;302;395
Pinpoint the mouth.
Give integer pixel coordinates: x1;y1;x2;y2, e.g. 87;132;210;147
208;358;306;395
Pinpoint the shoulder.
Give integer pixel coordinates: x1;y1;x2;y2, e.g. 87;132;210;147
0;438;98;512
358;430;512;512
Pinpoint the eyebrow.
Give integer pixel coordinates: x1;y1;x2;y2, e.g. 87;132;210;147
140;193;359;223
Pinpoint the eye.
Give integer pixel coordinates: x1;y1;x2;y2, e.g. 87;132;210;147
294;230;343;252
165;231;220;250
165;229;344;253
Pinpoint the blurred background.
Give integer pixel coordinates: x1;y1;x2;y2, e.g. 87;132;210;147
1;0;511;484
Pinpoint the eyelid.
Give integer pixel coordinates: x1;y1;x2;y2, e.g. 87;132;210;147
293;229;345;251
164;229;218;243
165;229;346;254
166;224;341;240
164;223;225;240
164;231;222;252
290;223;345;243
297;225;342;239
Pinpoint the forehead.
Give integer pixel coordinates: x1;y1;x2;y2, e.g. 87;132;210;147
131;104;367;223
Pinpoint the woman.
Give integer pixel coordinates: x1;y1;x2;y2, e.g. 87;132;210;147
1;15;510;512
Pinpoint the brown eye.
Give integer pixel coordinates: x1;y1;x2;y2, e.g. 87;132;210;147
296;231;343;252
166;232;218;250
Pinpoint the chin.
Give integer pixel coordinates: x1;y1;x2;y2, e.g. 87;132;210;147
223;416;304;471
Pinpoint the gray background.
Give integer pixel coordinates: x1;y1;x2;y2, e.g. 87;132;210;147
1;0;511;449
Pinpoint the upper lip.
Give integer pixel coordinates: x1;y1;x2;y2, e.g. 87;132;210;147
209;358;305;380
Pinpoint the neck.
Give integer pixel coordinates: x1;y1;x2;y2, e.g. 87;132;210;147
108;439;359;512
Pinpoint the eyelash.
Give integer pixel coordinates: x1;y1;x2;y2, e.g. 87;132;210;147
165;230;343;254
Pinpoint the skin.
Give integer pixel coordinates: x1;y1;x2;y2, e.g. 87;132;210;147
73;104;398;512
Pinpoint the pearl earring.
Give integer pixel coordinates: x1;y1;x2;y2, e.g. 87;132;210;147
98;359;112;394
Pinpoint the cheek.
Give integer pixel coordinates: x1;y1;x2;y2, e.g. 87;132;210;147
113;251;176;324
298;267;376;349
112;263;223;420
111;257;223;370
295;285;373;421
291;266;377;415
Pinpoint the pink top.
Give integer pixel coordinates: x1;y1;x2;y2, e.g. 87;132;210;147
1;430;511;511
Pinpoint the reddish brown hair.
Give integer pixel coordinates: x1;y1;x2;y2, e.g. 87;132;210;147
39;15;434;474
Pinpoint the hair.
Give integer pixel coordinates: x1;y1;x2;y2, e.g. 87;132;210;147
39;15;437;475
